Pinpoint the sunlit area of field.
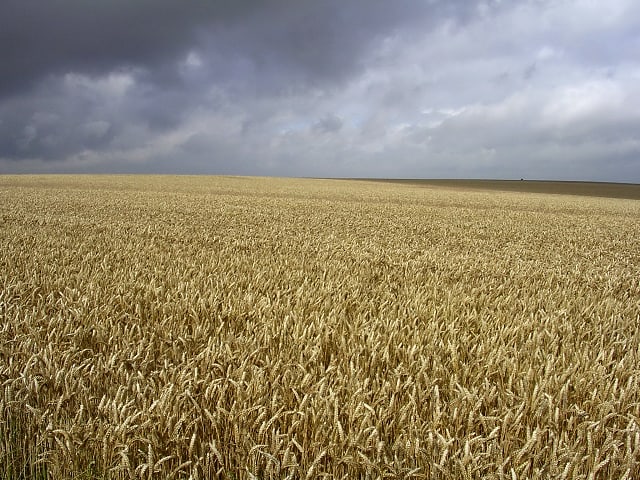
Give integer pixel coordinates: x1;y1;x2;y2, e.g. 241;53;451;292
1;175;639;479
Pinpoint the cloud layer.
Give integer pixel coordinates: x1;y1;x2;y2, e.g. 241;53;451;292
1;0;639;181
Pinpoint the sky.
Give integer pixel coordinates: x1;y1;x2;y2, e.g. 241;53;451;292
1;0;639;181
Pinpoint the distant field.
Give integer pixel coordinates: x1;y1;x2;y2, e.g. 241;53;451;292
358;178;640;200
1;175;639;479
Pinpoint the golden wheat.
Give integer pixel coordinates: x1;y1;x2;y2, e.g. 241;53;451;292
1;175;639;479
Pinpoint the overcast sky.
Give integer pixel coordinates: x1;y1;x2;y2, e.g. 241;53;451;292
1;0;639;181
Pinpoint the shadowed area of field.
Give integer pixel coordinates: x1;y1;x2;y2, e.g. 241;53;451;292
357;179;640;199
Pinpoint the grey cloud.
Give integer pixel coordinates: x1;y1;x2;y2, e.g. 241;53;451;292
313;115;343;134
523;63;537;80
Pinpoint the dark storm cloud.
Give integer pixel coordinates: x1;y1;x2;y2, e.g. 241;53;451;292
0;0;478;98
0;0;252;97
0;0;484;166
4;2;161;95
0;0;476;164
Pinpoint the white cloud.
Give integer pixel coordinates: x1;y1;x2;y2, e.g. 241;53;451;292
179;51;204;78
63;71;136;100
535;46;562;61
540;80;625;128
184;51;203;69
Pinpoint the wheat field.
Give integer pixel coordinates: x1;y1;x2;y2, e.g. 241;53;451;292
1;175;639;479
